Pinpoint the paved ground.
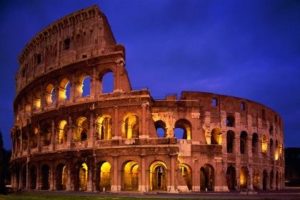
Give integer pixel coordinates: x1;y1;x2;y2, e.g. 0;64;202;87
9;189;300;200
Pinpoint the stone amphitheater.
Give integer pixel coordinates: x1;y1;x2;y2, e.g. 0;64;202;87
10;5;284;192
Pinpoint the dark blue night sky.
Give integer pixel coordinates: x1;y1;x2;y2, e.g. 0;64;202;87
0;0;300;150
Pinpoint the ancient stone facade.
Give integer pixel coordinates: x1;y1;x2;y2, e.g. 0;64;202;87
10;5;284;192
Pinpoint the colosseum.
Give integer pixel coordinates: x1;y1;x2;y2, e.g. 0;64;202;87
10;5;284;193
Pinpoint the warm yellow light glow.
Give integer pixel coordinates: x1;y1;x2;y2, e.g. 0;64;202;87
34;98;41;109
240;170;246;186
211;128;222;145
101;162;111;173
149;161;167;191
79;163;88;191
58;78;70;101
46;84;54;105
34;127;39;135
100;162;111;191
74;117;87;141
122;114;138;139
262;135;268;153
123;161;139;191
25;104;31;112
96;115;112;140
58;120;67;144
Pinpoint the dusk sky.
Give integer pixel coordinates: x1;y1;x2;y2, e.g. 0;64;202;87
0;0;300;150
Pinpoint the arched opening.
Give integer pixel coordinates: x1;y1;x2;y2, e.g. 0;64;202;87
154;120;166;138
75;117;88;142
252;133;259;154
226;115;235;127
240;167;248;190
240;131;248;154
150;161;167;191
29;165;37;190
270;139;274;158
122;161;139;191
270;170;274;190
262;135;268;154
226;165;236;191
200;164;214;191
95;115;112;140
82;76;91;97
179;164;192;191
57;120;67;144
276;171;279;190
274;140;279;161
29;127;38;149
21;166;26;189
97;161;111;192
227;130;235;153
101;71;114;93
58;78;71;101
211;128;222;145
46;84;56;105
56;164;67;190
253;169;260;190
122;114;139;139
263;170;268;191
33;92;41;110
40;122;51;146
79;163;88;191
174;119;192;140
41;164;50;190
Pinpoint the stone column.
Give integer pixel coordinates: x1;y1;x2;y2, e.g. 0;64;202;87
88;113;94;148
67;116;72;148
214;157;228;191
87;159;93;191
139;155;146;192
248;167;253;190
169;154;176;192
51;120;55;151
113;106;120;139
26;158;29;190
111;156;119;191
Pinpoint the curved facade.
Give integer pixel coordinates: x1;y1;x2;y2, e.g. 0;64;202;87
11;5;284;192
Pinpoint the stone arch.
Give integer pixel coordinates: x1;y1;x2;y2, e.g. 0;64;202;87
57;120;68;144
270;139;274;158
78;162;88;191
200;164;214;191
97;161;111;192
240;166;249;190
154;120;167;138
211;128;222;145
262;135;268;154
252;133;259;154
240;131;248;154
29;165;37;190
276;171;279;190
75;117;88;142
33;90;41;110
122;114;139;139
58;78;71;101
29;127;38;148
41;164;50;190
100;70;114;94
253;169;260;190
178;163;192;191
226;114;235;127
21;165;26;189
40;121;51;146
270;169;274;190
77;74;91;97
95;115;112;140
174;119;192;140
122;160;139;191
45;84;56;105
226;165;236;191
149;161;167;191
56;163;67;190
227;130;235;153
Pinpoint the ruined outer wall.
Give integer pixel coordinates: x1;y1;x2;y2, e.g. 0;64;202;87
10;5;284;193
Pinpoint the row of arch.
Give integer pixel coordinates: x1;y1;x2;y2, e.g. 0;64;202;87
20;71;114;114
226;131;282;160
16;160;282;192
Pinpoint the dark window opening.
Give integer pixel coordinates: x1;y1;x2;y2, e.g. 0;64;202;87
262;109;266;120
226;115;235;127
211;98;218;107
36;53;42;64
240;102;246;111
269;125;274;135
240;131;248;154
63;38;71;50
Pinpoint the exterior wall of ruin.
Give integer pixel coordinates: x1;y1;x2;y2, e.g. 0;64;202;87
10;5;284;193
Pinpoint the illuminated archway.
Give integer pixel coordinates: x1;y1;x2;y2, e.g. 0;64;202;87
179;163;192;191
77;75;91;97
58;78;71;101
155;120;166;138
240;166;248;189
150;161;167;191
75;117;88;142
57;120;67;144
96;115;112;140
174;119;192;140
46;84;56;105
56;164;67;190
122;161;139;191
122;114;139;139
200;164;214;191
262;135;268;154
98;161;111;192
211;128;222;145
79;163;88;191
